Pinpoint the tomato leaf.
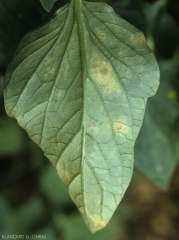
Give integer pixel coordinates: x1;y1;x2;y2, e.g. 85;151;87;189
3;0;159;232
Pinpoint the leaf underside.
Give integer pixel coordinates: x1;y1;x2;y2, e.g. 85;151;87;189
4;0;159;232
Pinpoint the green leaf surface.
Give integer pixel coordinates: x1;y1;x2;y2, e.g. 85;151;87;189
40;0;58;12
135;60;179;190
3;0;159;232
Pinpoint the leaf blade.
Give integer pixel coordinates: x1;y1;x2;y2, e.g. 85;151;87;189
4;0;160;232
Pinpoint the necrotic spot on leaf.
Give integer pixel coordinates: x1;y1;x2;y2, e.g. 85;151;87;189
6;107;18;118
88;122;98;132
57;168;71;185
113;122;128;134
91;60;120;93
3;0;160;233
130;33;147;48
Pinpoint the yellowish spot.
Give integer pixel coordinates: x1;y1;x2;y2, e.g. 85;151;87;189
7;107;18;118
95;221;106;229
98;31;106;40
113;122;128;134
87;122;97;132
88;215;106;232
57;168;71;185
93;27;106;41
91;60;120;93
130;33;147;48
167;90;178;100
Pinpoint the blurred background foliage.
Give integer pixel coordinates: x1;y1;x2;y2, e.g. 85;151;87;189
0;0;179;239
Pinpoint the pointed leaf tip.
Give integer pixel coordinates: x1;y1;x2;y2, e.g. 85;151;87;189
40;0;58;12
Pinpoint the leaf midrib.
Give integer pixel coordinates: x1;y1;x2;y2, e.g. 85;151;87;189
74;0;87;209
75;0;103;226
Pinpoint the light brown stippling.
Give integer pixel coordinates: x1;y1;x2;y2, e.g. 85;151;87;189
130;33;147;48
113;122;128;134
91;60;120;93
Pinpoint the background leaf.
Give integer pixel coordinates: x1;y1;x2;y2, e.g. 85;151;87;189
0;0;42;74
3;0;159;232
135;60;179;190
144;0;179;58
111;0;145;32
0;0;69;75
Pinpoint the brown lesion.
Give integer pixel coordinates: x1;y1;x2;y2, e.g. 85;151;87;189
93;27;106;41
91;60;120;93
130;32;147;48
94;221;106;230
57;168;71;185
113;121;128;134
98;31;106;41
87;122;97;132
99;66;108;76
92;62;109;77
88;214;106;232
5;106;18;118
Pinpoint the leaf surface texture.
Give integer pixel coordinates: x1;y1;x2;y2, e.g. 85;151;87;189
4;0;159;232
